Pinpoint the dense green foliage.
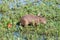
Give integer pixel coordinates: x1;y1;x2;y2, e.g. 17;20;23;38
0;0;60;40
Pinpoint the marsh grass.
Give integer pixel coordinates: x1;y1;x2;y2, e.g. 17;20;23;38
0;0;60;40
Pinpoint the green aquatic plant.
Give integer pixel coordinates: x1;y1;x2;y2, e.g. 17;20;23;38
0;0;60;40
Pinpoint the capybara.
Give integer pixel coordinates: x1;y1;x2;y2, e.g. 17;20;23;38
17;14;46;27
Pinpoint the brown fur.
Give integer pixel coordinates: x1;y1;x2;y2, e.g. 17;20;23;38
18;14;46;27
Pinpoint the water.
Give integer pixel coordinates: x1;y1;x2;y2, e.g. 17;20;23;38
13;31;28;40
9;0;27;9
9;2;14;9
22;34;28;40
13;32;20;37
0;0;58;9
19;0;27;5
57;5;60;9
0;0;2;4
13;31;20;40
0;13;2;20
8;0;43;9
45;2;53;6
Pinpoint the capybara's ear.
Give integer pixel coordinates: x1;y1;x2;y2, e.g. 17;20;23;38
37;13;40;16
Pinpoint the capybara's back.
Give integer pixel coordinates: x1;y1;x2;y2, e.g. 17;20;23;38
18;14;46;27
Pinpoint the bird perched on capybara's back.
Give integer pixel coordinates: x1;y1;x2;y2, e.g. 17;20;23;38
17;14;46;27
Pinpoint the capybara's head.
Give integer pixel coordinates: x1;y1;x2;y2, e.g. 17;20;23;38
39;17;46;24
